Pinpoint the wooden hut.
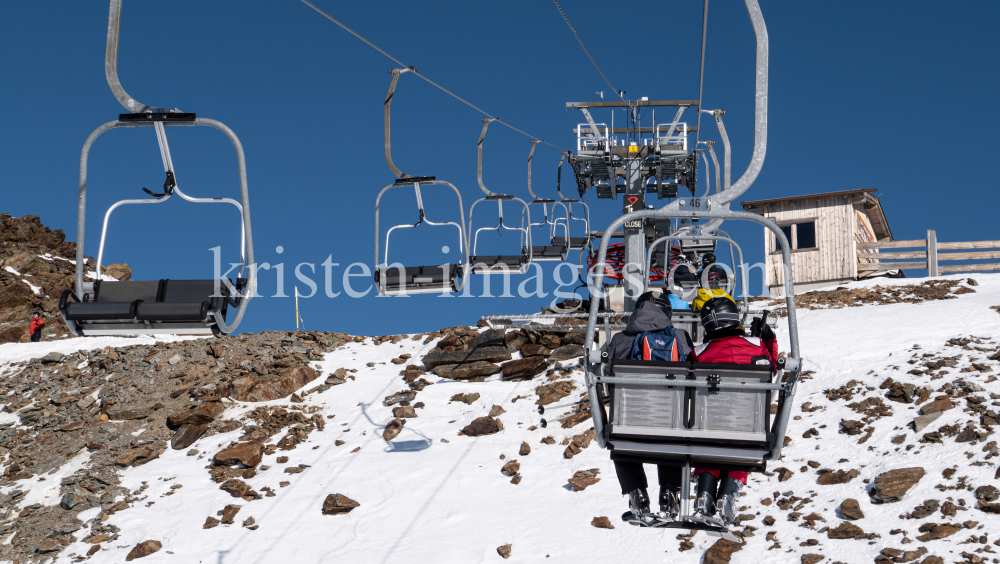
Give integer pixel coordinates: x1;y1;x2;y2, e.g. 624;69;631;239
740;189;893;295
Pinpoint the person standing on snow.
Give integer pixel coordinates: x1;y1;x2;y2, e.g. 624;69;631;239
29;312;45;342
688;297;778;526
607;291;695;523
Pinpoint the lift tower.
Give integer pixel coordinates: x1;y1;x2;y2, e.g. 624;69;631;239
566;100;699;311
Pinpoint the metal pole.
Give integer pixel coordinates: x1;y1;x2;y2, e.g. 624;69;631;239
927;229;939;277
623;157;645;312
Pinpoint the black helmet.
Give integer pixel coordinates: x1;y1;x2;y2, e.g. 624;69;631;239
700;297;740;335
635;291;673;317
702;253;717;266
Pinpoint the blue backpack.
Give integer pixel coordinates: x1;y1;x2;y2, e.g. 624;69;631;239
629;327;686;362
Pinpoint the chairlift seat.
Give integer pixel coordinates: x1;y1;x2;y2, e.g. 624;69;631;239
568;236;591;249
375;264;463;295
530;244;569;260
469;254;528;273
60;279;237;336
602;360;777;473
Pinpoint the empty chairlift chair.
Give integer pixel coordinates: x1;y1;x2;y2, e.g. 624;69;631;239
374;68;468;296
583;209;804;537
59;0;254;337
520;141;570;261
468;118;533;274
553;151;592;251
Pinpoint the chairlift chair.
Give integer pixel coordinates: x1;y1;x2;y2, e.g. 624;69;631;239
468;119;533;275
553;151;592;251
374;68;469;296
583;208;803;538
519;141;570;261
59;0;254;337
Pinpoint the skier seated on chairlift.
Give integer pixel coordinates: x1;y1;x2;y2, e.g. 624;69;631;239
608;291;695;524
614;295;777;527
696;252;728;281
692;270;734;312
687;296;778;526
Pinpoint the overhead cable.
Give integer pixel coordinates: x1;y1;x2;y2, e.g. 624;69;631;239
552;0;624;102
300;0;566;151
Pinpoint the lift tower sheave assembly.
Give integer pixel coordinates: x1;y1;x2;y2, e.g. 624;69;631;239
567;99;699;311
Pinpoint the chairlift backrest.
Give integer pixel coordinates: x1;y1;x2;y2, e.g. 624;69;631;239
520;141;570;262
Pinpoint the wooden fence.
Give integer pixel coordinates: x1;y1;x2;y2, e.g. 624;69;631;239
857;230;1000;276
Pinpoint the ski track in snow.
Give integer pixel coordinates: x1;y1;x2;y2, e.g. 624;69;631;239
1;274;998;563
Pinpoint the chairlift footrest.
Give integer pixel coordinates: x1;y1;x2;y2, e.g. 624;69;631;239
393;176;436;184
707;374;721;395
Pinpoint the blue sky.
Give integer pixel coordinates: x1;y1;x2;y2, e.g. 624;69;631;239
2;1;999;336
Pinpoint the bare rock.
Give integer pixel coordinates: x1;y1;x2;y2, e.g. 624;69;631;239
104;263;132;281
502;356;548;380
501;460;520;476
213;440;265;468
916;522;961;542
520;343;551;357
870;467;924;503
827;521;867;539
535;380;575;406
432;361;501;380
383;417;405;441
975;485;998;502
450;392;480;405
167;401;225;428
220;504;241;524
918;399;954;416
220;479;251;498
171;424;210;450
107;404;153;421
459;416;503;437
801;555;824;564
548;344;585;361
912;411;943;432
703;539;743;564
229;366;319;402
568;468;601;491
125;540;162;561
539;334;561;349
384;391;417;406
489;405;506;417
774;467;793;482
518;441;531;456
497;544;512;559
817;469;857;485
35;538;61;553
422;346;511;369
203;516;219;529
115;447;159;467
591;516;614;529
322;493;360;515
839;498;864;520
392;405;417;418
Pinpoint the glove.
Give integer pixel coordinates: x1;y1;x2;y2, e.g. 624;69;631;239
760;321;776;342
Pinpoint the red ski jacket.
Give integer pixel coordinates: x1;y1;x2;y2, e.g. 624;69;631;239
691;335;777;368
29;318;45;334
691;334;778;485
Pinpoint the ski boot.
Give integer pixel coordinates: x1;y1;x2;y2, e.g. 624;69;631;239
691;472;718;524
621;488;654;527
657;486;681;523
712;477;744;527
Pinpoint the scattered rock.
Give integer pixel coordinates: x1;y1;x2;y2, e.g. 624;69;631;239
35;538;61;553
912;412;943;432
535;380;575;406
974;485;998;502
591;516;614;529
916;522;961;542
107;404;153;421
219;479;251;498
775;467;794;482
918;399;954;416
489;405;506;417
322;493;360;515
125;540;162;561
220;504;241;525
422;347;511;369
519;441;531;456
870;467;925;503
229;366;320;402
703;538;743;564
801;555;824;564
203;516;220;529
213;440;265;468
501;460;520;476
450;392;481;405
392;405;417;418
383;417;405;441
817;469;857;485
497;544;512;559
567;468;601;491
501;356;548;380
384;391;417;406
827;521;867;539
459;416;503;437
432;361;501;380
520;343;551;357
839;498;864;520
548;344;584;361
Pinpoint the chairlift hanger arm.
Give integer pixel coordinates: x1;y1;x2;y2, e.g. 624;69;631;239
105;0;179;114
526;140;540;201
477;119;500;197
384;68;413;179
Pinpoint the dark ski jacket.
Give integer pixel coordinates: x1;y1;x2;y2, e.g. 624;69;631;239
606;300;694;363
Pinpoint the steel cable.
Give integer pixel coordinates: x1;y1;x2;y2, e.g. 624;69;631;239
300;0;566;151
551;0;624;102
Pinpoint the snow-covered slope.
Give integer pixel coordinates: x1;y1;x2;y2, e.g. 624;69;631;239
2;274;999;564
